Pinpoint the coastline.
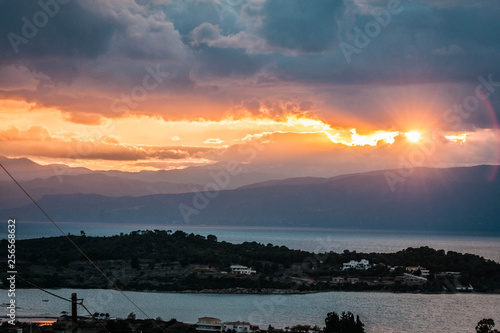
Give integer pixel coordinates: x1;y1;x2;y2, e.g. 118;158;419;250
6;286;498;295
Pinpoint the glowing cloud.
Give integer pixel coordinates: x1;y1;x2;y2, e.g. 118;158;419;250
204;138;224;144
445;133;469;143
324;128;399;146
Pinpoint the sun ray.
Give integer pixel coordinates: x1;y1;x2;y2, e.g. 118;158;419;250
405;131;421;143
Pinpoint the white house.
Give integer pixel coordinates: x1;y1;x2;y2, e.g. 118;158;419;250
230;265;256;275
342;259;371;270
395;273;428;285
346;277;359;284
331;277;345;284
406;266;430;277
456;283;474;291
225;321;259;333
196;317;224;332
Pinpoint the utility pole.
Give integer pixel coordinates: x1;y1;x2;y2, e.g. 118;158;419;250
72;293;77;332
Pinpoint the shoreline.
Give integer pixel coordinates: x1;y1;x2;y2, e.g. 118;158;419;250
4;286;498;295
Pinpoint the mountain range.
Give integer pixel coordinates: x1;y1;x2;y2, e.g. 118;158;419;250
0;155;284;209
1;156;499;233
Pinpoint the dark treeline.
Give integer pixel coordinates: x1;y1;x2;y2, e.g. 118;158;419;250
1;230;499;293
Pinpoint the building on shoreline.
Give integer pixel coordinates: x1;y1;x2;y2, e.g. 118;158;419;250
395;273;428;285
342;259;371;270
196;317;224;332
230;265;257;275
195;317;260;333
225;321;260;332
406;266;430;277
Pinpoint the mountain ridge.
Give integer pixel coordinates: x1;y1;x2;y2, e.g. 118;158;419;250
2;165;499;233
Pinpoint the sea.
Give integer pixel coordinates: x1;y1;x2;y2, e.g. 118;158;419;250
1;223;499;332
2;289;500;333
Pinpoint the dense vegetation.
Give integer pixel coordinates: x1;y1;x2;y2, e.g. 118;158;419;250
324;311;364;333
476;319;500;333
1;230;499;293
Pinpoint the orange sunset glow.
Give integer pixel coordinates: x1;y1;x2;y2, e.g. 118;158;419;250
0;95;498;174
0;0;498;179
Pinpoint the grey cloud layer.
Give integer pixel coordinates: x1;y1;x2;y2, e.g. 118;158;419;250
1;0;499;126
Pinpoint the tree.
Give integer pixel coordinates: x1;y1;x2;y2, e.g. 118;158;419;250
476;319;499;333
355;315;364;332
324;312;340;333
324;311;365;333
126;312;136;321
131;256;140;270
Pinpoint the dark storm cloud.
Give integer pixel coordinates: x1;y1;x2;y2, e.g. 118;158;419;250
193;45;268;78
261;1;500;85
0;0;499;127
0;0;114;60
258;0;345;53
163;0;245;37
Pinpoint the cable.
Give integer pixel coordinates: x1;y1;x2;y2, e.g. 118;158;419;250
0;265;110;332
80;302;110;333
0;163;167;333
1;265;73;303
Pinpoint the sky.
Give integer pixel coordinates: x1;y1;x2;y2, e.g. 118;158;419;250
0;0;499;177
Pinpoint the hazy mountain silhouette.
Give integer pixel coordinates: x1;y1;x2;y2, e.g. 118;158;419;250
2;165;499;233
0;156;284;209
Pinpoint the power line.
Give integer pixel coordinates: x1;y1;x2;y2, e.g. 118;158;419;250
80;302;110;333
0;265;110;332
1;265;72;303
0;163;167;333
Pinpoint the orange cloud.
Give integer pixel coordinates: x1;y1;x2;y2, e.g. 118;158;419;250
0;126;53;141
0;98;498;173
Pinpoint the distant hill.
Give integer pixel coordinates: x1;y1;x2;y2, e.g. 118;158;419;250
0;156;285;208
0;155;92;181
0;173;201;209
2;165;499;232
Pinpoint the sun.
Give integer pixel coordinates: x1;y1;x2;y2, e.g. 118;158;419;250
405;131;421;142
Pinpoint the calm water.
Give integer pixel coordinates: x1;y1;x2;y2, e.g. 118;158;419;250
2;225;499;331
5;222;500;262
2;289;500;333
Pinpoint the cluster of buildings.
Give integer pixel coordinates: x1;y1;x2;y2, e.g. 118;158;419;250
394;273;428;285
331;277;361;285
405;266;430;277
196;317;259;333
342;259;371;270
230;265;257;275
334;264;439;286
